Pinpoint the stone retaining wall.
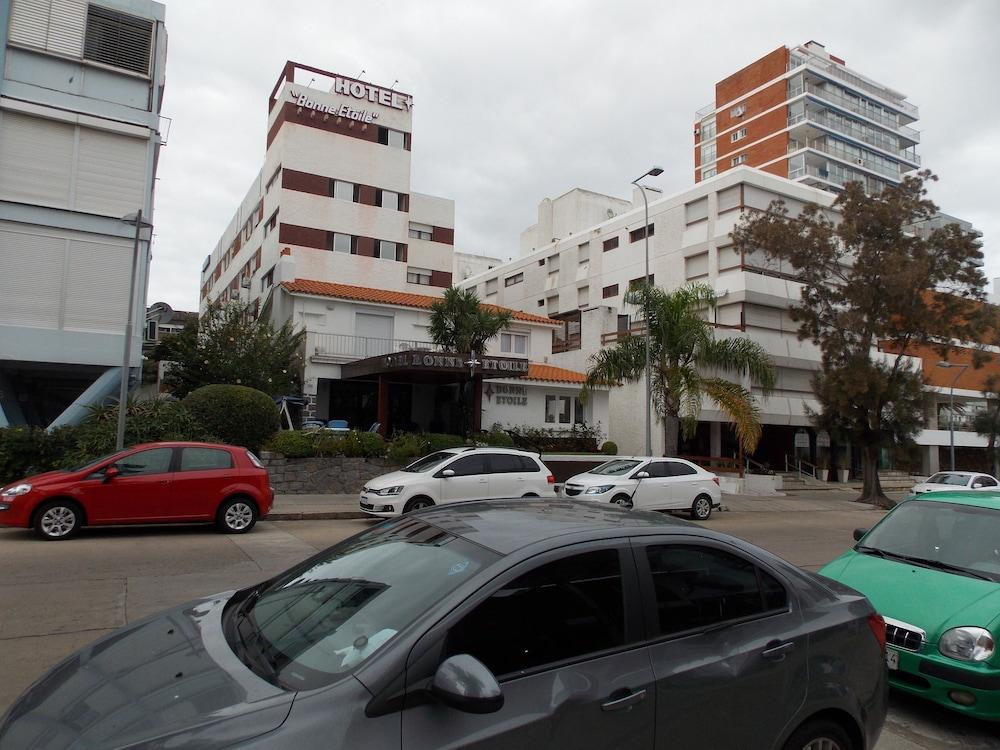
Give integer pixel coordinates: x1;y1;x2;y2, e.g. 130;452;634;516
260;452;402;494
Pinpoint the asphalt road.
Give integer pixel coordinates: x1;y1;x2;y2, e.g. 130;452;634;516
1;505;998;748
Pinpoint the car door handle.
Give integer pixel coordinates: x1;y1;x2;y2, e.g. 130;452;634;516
601;688;646;712
762;640;795;661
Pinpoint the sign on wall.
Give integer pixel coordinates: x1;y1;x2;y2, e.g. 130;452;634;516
383;352;529;375
485;383;527;405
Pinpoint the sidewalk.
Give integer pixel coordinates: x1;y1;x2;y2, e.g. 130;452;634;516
266;488;911;521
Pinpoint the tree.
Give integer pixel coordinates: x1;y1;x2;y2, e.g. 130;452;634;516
585;282;776;457
152;302;305;399
428;287;513;436
973;375;1000;477
732;171;987;507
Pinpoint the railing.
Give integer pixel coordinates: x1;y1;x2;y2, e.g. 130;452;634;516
695;101;715;119
601;324;647;346
551;334;582;354
788;111;921;164
788;138;904;181
744;456;774;476
311;333;444;359
800;82;920;139
788;55;918;119
681;454;744;478
785;454;817;480
791;163;889;195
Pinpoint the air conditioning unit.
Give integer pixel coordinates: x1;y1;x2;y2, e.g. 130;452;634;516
731;104;747;117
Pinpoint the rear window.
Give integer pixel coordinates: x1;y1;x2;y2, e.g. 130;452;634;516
180;447;233;471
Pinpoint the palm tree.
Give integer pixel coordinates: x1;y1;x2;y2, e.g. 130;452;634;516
428;287;513;436
586;282;776;456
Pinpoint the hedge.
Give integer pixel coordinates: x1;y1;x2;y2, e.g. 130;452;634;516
264;429;385;459
183;385;279;453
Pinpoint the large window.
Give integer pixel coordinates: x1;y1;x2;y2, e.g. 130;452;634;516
379;127;406;149
408;222;433;241
645;545;787;637
445;455;489;477
378;189;400;210
446;550;625;678
84;4;153;76
500;332;528;355
330;233;353;254
602;237;619;252
332;180;355;201
407;267;432;285
545;395;571;424
629;224;654;243
378;240;399;260
504;272;523;287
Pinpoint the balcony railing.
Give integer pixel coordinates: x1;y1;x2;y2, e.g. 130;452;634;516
788;111;921;165
788;55;918;119
552;334;582;353
695;101;715;119
311;333;444;359
601;325;647;346
797;82;920;140
789;163;888;195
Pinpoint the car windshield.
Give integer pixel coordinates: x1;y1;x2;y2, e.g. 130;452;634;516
590;459;642;476
926;473;970;486
402;451;457;473
68;452;120;473
224;516;499;690
857;500;1000;581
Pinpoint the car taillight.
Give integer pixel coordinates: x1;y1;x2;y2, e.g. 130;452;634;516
867;612;886;651
712;477;720;486
547;475;555;484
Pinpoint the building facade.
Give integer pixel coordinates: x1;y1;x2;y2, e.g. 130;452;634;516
694;41;920;195
0;0;167;428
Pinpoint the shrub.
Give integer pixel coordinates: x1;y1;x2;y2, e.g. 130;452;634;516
264;430;319;458
506;423;603;453
424;433;467;452
476;428;514;447
600;441;618;455
183;385;279;452
388;433;428;462
337;430;385;458
265;429;385;459
0;427;78;485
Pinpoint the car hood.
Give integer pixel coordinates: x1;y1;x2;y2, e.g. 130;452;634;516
912;482;969;492
365;469;423;489
565;472;628;486
0;594;294;750
820;551;1000;642
4;470;72;489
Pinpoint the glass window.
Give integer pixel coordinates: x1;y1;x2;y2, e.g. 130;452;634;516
975;476;998;488
645;546;787;636
378;241;398;260
446;550;625;678
403;451;456;473
545;395;571;424
591;459;642;476
115;448;174;476
445;454;489;477
180;448;233;471
641;461;670;478
489;454;523;473
408;222;433;240
518;456;540;472
331;233;353;253
927;472;970;486
701;141;716;165
665;461;697;477
700;117;716;141
379;190;399;210
407;267;432;285
574;397;585;425
602;237;619;252
500;332;528;354
332;180;355;201
701;167;717;179
504;273;523;287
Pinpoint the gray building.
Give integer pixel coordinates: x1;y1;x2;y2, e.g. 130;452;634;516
0;0;167;427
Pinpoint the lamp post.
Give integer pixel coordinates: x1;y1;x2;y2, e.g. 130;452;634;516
937;361;969;471
116;209;153;451
631;166;664;456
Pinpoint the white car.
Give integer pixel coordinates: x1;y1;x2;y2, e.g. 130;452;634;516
360;447;556;517
563;456;722;520
911;470;999;494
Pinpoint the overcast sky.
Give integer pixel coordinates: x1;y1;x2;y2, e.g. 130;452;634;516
148;0;1000;311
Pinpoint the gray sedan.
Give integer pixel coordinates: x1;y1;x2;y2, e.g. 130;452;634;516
0;500;887;750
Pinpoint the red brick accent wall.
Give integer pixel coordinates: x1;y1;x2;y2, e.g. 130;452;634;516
278;223;327;250
716;47;788;108
716;81;788;143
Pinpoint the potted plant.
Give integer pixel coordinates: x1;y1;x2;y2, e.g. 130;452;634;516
817;453;830;482
837;453;850;483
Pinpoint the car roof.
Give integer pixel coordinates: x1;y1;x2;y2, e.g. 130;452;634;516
928;471;980;478
125;441;241;450
441;447;538;455
413;498;697;554
910;491;1000;509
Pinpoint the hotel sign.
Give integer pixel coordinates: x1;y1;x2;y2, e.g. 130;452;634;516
330;77;413;111
384;352;529;374
290;90;381;124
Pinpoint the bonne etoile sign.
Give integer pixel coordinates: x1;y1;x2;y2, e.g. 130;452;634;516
289;76;413;124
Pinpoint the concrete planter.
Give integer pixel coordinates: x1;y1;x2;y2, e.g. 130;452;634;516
259;452;403;494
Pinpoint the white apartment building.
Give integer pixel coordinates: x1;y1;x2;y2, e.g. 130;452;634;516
0;0;167;428
460;166;985;474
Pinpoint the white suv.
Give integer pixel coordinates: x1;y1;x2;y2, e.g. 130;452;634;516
360;448;556;517
563;456;722;520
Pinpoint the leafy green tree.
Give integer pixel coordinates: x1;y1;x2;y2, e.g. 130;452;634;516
732;171;986;507
152;302;305;399
973;375;1000;477
585;282;776;457
428;287;513;436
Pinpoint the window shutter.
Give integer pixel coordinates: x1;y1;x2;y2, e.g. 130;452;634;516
46;0;87;56
84;4;153;75
0;228;65;329
0;112;75;210
8;0;51;49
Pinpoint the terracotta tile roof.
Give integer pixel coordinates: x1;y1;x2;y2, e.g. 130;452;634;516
281;279;560;324
525;363;588;384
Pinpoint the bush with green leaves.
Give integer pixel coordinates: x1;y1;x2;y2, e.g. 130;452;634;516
424;433;467;452
265;429;385;459
473;428;515;447
600;441;618;455
506;423;603;453
0;426;80;485
337;430;385;458
183;385;279;453
387;433;428;462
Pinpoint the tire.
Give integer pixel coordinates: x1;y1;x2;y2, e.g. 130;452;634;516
404;496;434;513
781;719;854;750
216;497;258;534
33;500;82;541
611;493;633;509
690;494;713;521
521;493;539;498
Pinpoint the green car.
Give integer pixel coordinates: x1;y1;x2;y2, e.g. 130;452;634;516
820;491;1000;720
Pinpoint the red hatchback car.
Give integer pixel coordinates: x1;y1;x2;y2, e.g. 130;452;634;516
0;442;274;541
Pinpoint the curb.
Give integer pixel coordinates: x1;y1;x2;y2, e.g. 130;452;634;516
267;511;370;521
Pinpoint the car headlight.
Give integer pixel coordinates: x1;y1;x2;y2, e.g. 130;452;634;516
372;486;403;496
939;627;995;662
1;483;32;498
584;485;615;495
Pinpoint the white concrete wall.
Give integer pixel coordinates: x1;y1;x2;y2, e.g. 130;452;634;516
481;378;609;441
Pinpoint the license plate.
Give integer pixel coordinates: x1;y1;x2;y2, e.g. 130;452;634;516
886;648;899;670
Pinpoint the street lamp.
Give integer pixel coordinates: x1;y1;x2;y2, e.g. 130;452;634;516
631;166;664;456
937;361;969;471
116;209;154;451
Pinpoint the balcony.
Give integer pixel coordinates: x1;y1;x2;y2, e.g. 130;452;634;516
789;82;920;142
788;111;920;166
601;324;647;346
311;333;444;361
552;334;582;354
790;138;903;182
788;55;918;120
789;163;889;195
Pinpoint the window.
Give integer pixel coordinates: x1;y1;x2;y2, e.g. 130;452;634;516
330;233;353;254
489;454;526;473
629;275;654;290
574;397;585;425
577;286;589;307
84;4;153;76
547;254;560;271
379;127;406;149
500;332;528;355
701;167;717;179
180;448;233;472
504;272;523;287
261;266;275;292
701;141;716;165
444;455;488;477
545;395;571;424
378;190;400;210
731;154;748;166
265;164;282;192
407;267;432;285
332;180;355;201
645;545;788;637
700;117;716;141
378;240;398;260
731;127;747;142
409;222;433;241
545;271;559;290
114;448;173;476
485;278;499;294
602;237;619;252
264;211;278;236
145;319;157;341
629;224;654;243
602;283;619;299
446;550;625;678
665;461;697;477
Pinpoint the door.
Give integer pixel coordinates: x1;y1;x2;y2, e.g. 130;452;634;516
630;461;672;510
166;447;236;520
80;447;176;523
438;454;491;502
485;453;530;497
402;545;654;750
660;460;704;509
635;539;808;749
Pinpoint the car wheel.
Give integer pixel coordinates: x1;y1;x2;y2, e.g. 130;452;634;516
404;497;434;513
690;494;713;521
521;493;539;498
34;500;82;541
611;493;633;509
782;719;854;750
216;498;258;534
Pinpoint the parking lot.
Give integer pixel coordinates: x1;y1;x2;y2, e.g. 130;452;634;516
1;496;998;748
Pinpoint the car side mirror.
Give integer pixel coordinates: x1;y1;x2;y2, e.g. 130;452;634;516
431;654;503;714
853;528;868;542
634;471;650;480
441;469;455;478
103;466;120;483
